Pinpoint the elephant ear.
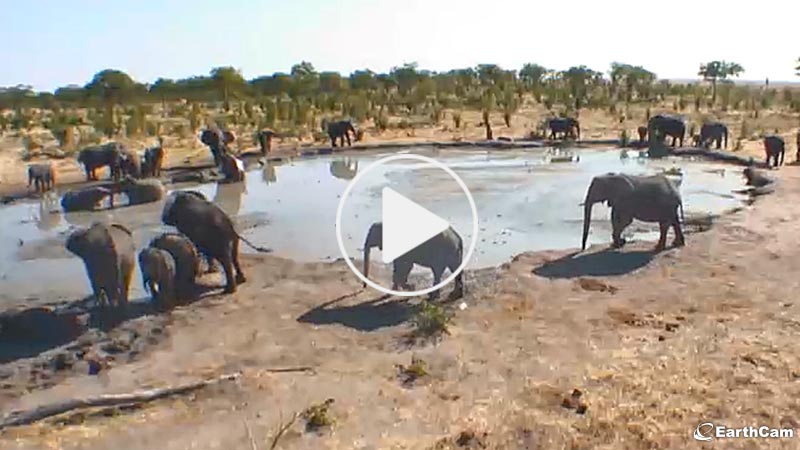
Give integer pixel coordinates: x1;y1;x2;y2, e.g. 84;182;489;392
606;175;635;206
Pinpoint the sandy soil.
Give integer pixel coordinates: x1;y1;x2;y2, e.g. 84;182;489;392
0;164;797;449
2;106;800;449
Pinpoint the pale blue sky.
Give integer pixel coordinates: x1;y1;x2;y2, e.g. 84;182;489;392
1;0;797;91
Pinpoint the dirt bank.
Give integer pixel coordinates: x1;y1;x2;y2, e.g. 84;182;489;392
1;163;798;449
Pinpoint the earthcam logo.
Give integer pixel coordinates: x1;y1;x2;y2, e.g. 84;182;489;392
693;422;795;441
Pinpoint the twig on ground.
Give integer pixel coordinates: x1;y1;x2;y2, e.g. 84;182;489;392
269;411;299;450
243;418;259;450
0;372;241;429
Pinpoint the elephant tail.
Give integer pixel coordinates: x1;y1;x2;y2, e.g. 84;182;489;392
235;231;273;253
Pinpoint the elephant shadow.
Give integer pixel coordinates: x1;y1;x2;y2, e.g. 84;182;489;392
533;248;655;279
297;293;416;332
0;285;220;365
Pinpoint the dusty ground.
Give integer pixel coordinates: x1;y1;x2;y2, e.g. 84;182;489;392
1;106;800;449
0;165;799;449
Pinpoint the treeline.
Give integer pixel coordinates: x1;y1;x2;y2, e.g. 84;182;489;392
1;60;798;143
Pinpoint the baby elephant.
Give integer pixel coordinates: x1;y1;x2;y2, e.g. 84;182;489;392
150;233;201;298
139;247;177;311
119;177;166;205
28;163;56;192
142;138;165;177
61;186;114;212
66;222;135;310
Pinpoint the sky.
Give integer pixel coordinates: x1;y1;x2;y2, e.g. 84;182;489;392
0;0;798;92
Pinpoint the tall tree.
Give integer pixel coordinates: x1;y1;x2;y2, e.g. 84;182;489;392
290;61;319;98
519;63;548;100
795;57;800;76
210;66;247;110
698;60;744;105
560;66;602;110
609;63;655;102
150;78;177;115
85;69;136;136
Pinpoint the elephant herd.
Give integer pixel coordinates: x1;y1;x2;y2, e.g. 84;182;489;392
65;190;272;313
547;114;797;169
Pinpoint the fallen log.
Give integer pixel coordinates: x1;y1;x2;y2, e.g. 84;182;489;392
0;372;242;429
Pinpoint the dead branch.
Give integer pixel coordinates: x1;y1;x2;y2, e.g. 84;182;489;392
0;372;241;429
269;411;299;450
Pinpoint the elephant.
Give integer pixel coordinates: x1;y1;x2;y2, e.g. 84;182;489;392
330;158;358;180
161;191;271;293
150;232;201;298
200;128;229;166
581;173;685;252
256;130;276;156
61;186;115;212
77;142;124;181
119;177;166;205
647;115;686;147
362;222;464;300
142;137;165;178
326;120;357;147
27;163;56;192
119;148;142;179
637;126;648;142
699;122;728;149
743;166;774;188
65;222;136;309
764;135;785;167
218;153;246;182
547;117;581;140
138;247;177;310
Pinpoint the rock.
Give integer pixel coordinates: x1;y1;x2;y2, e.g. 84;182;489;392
561;389;588;414
577;278;618;294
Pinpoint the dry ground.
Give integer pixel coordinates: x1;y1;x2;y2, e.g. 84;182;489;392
0;164;799;449
1;107;800;449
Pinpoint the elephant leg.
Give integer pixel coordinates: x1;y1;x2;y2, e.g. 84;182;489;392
672;216;686;248
428;266;445;301
218;254;236;294
120;262;133;308
655;222;669;252
345;133;351;146
392;259;414;291
611;209;632;248
447;259;464;299
232;239;246;284
330;136;337;147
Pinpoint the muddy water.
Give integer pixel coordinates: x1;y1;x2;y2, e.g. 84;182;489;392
0;147;747;309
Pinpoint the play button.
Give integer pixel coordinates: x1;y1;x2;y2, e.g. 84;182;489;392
381;187;450;263
335;153;478;297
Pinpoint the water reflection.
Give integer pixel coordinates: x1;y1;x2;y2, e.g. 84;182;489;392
261;159;288;185
36;193;62;231
214;181;247;217
330;158;359;180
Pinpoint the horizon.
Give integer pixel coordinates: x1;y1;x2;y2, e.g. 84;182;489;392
1;0;798;92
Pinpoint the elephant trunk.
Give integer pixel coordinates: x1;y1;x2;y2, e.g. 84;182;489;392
581;201;593;251
362;223;382;286
362;246;370;286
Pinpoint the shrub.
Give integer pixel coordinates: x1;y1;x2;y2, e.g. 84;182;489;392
452;111;462;129
302;399;335;431
410;301;451;341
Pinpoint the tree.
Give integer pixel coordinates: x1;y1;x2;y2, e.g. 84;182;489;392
609;63;655;102
796;57;800;76
150;78;177;116
698;61;744;105
560;66;602;110
519;63;548;100
210;66;247;110
85;70;137;136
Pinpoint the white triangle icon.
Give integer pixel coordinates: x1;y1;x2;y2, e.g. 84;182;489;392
381;187;450;264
